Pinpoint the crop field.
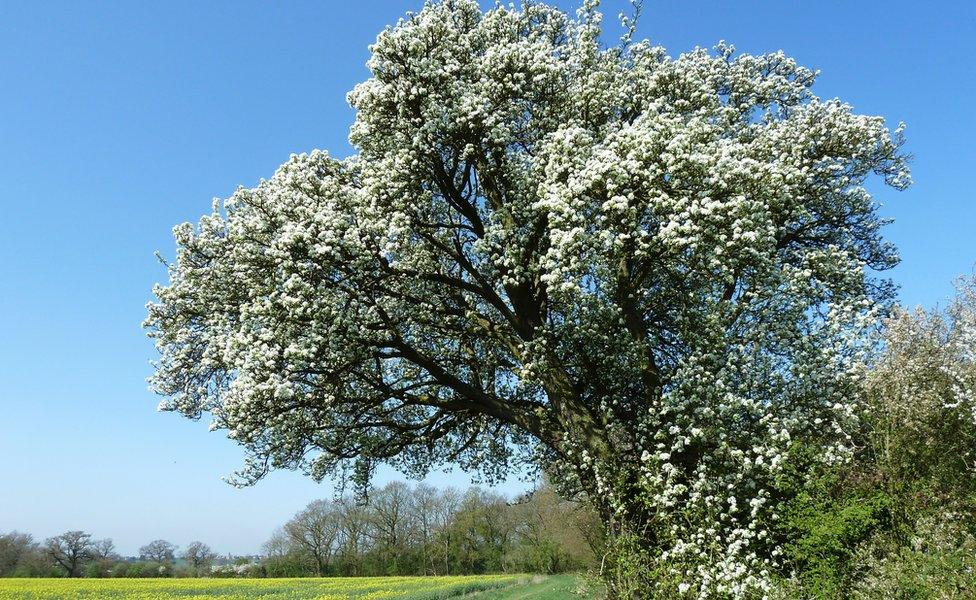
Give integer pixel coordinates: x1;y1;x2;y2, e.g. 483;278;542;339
0;574;584;600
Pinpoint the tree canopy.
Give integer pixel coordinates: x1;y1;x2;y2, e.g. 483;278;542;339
146;1;909;596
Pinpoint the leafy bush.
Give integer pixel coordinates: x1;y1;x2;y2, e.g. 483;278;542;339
853;515;976;599
771;278;976;598
776;480;891;598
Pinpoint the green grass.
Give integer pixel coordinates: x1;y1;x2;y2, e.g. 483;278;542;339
458;575;599;599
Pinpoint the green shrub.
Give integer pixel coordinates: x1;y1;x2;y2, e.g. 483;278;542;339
853;515;976;599
778;486;891;598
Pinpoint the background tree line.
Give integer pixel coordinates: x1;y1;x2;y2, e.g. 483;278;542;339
0;530;224;578
0;482;596;579
262;481;597;578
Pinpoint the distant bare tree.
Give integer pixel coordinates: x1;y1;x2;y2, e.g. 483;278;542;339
0;531;37;576
413;483;438;575
284;500;340;576
181;541;216;570
45;531;94;577
262;527;309;577
90;538;117;561
139;539;176;563
369;481;417;574
431;487;462;575
262;528;291;560
336;497;371;576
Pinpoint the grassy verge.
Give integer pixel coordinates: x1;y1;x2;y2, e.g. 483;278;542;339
438;574;601;600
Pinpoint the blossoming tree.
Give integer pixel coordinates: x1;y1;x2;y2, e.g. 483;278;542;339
145;1;910;596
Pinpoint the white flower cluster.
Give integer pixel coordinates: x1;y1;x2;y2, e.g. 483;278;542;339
870;275;976;443
210;562;261;577
146;1;910;597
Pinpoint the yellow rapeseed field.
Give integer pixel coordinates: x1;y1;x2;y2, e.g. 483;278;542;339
0;575;522;600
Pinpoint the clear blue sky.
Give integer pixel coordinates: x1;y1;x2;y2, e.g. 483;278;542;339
0;0;973;556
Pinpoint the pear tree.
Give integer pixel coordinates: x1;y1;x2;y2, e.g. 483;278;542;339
146;1;909;595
